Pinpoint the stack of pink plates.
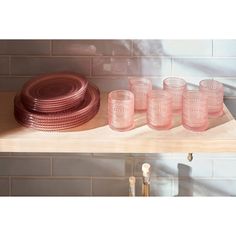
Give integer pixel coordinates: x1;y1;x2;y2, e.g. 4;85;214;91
14;72;100;131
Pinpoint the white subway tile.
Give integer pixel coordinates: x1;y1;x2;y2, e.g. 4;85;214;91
134;158;213;178
131;153;236;160
92;57;171;76
173;178;236;196
214;160;236;177
193;153;236;159
213;40;236;56
135;177;173;196
195;179;236;196
53;40;131;56
172;58;236;77
150;178;173;196
133;40;212;56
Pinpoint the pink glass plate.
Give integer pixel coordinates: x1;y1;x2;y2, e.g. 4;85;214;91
21;72;88;113
14;83;100;131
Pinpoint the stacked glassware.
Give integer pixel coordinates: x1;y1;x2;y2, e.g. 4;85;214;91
14;72;100;131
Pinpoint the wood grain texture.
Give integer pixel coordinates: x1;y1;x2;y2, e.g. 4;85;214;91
0;92;236;153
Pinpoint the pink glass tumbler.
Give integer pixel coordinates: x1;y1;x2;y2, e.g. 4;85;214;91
108;90;134;131
182;90;208;132
147;89;172;130
163;77;187;113
129;78;152;111
199;79;224;117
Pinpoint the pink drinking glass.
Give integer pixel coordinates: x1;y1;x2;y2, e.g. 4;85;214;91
163;77;187;113
199;79;224;117
129;77;152;111
182;90;208;132
147;89;172;130
108;90;134;131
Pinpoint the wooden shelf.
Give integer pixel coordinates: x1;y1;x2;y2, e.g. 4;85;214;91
0;92;236;153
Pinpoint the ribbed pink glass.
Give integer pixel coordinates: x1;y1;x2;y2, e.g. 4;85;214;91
108;90;134;131
182;90;208;132
163;77;187;113
147;89;172;130
129;78;152;111
199;79;224;117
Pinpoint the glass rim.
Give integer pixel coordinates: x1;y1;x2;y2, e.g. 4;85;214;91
199;79;224;90
108;90;134;101
163;76;187;88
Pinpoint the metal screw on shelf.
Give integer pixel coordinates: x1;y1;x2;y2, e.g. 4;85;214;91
187;153;193;162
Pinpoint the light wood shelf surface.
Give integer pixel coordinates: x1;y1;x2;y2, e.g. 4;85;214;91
0;92;236;153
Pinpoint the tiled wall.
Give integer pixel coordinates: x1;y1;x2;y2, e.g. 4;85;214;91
0;40;236;196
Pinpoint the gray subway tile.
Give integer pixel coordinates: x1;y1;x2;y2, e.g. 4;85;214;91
0;178;9;196
0;40;50;55
11;57;91;76
92;178;129;196
53;156;132;177
0;157;51;176
11;177;91;196
0;56;9;75
53;40;131;56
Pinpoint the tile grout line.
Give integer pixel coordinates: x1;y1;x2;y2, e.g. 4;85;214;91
212;40;214;57
9;176;11;196
8;56;11;75
131;40;134;56
172;178;176;196
50;40;53;56
212;159;215;178
50;157;53;176
7;55;173;59
11;175;96;179
90;177;93;196
132;157;135;177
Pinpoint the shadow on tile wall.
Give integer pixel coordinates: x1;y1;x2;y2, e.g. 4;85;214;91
0;40;236;196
